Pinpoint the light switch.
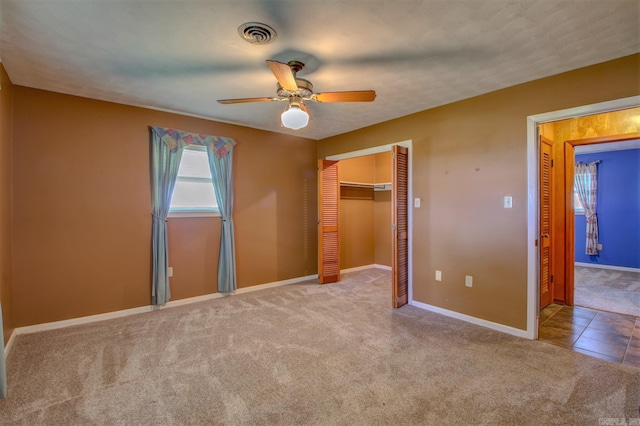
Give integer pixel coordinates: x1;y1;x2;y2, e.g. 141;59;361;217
504;196;513;209
414;198;421;208
435;270;442;281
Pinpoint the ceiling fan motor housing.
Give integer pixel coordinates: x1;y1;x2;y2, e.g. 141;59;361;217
277;78;314;99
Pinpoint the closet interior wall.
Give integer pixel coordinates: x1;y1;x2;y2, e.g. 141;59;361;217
339;152;392;270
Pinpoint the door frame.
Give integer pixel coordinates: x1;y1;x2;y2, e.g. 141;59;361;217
526;95;640;339
325;139;413;302
563;132;640;306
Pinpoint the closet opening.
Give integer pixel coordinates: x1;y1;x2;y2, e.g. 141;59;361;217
319;141;412;308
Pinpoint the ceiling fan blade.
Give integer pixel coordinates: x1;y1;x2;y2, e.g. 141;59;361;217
266;60;298;91
300;103;313;120
217;97;277;104
314;90;376;103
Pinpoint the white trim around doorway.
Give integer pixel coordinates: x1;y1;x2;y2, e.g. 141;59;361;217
526;95;640;340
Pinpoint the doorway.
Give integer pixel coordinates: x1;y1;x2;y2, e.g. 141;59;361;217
547;130;640;312
527;97;640;339
320;140;413;306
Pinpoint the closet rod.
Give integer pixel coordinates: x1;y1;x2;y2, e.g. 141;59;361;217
340;181;392;191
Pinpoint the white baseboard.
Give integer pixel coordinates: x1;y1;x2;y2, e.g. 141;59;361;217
575;262;640;273
234;274;317;294
342;264;392;274
409;300;529;339
4;328;16;359
341;265;375;274
373;264;392;271
10;274;319;338
15;305;155;335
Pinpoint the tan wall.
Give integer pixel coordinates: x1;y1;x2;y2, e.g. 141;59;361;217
374;152;392;184
374;191;391;267
0;64;14;344
339;156;375;268
339;187;374;268
318;54;640;330
374;152;392;267
339;155;375;183
338;153;393;269
12;86;317;326
167;218;220;300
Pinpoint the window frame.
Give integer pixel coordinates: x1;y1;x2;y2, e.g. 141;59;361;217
168;145;220;218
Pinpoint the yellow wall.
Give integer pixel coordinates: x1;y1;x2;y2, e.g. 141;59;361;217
318;54;640;330
11;86;317;326
0;64;14;344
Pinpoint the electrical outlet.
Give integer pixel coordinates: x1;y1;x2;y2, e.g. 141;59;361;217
435;270;442;281
465;275;473;287
168;267;174;277
597;244;603;250
504;196;513;208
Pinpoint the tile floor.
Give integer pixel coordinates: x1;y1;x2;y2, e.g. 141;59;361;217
539;304;640;368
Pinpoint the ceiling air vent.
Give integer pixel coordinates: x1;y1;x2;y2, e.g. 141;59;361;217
238;22;277;45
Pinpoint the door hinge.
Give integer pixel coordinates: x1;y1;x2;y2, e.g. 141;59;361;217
550;275;554;283
551;159;554;167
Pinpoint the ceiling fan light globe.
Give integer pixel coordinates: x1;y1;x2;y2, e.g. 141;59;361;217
281;106;309;130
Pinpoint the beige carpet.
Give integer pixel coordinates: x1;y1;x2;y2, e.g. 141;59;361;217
1;268;639;425
575;266;640;317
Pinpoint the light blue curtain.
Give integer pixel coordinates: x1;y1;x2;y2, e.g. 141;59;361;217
150;126;237;301
150;128;183;304
206;138;237;292
1;301;6;399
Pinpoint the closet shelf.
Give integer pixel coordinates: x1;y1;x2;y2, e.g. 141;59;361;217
340;181;392;191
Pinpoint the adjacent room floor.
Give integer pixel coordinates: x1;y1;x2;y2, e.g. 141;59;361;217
574;265;640;318
539;303;640;368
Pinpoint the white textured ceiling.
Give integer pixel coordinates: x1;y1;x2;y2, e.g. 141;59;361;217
1;0;638;140
575;139;640;154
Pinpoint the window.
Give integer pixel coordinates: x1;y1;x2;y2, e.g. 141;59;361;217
573;191;584;215
573;170;592;215
169;145;219;217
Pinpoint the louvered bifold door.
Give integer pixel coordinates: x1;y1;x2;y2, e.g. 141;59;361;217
318;160;340;284
392;146;409;308
539;136;553;310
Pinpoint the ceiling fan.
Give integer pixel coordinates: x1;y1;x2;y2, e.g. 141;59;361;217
217;60;376;130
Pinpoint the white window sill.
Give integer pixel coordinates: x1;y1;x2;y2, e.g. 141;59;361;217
168;210;221;218
574;210;585;216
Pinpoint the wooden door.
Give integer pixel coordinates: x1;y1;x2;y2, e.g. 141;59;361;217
318;160;340;284
539;136;553;310
392;146;409;308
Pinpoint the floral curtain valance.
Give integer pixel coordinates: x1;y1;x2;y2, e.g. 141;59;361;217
151;126;236;158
